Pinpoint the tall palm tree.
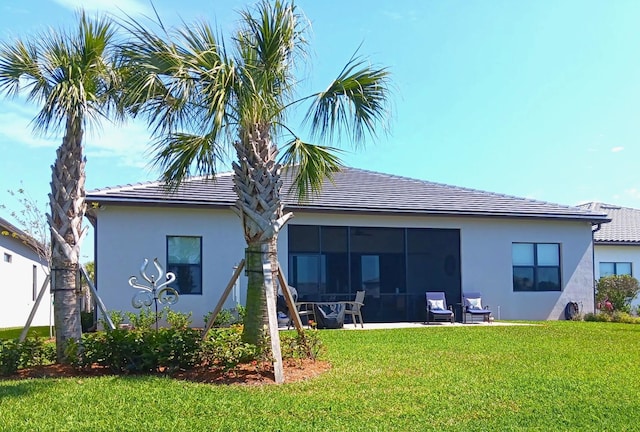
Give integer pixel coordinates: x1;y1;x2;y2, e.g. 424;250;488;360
121;0;390;346
0;12;123;361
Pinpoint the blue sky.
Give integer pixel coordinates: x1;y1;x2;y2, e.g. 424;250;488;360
2;0;640;262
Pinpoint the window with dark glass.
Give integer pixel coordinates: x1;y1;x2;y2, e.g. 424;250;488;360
512;243;561;291
599;262;632;277
167;236;202;295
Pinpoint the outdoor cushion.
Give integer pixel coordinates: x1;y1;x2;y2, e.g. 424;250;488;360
428;299;445;310
468;308;491;314
467;297;482;309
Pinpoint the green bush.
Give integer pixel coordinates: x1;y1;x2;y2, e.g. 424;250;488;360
0;337;56;376
126;307;162;329
583;311;640;324
0;339;22;376
200;327;259;371
280;329;324;360
596;275;640;313
203;306;244;328
166;309;192;329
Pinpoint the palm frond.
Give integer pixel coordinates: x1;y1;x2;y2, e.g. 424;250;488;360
150;132;223;191
0;11;122;136
305;54;391;146
120;15;237;155
278;138;343;202
234;0;307;127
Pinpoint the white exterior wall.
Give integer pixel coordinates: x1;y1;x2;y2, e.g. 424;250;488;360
0;235;51;328
95;205;596;325
593;244;640;310
96;206;248;327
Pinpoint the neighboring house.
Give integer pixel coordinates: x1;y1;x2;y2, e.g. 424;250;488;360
578;202;640;310
86;167;609;326
0;216;51;328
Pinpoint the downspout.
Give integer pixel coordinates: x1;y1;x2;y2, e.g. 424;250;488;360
591;223;602;314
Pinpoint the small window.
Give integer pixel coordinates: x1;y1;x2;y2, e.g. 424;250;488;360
513;243;561;291
3;253;11;263
599;262;632;277
167;236;202;295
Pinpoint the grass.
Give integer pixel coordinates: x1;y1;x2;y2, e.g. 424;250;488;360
0;326;52;340
1;321;639;431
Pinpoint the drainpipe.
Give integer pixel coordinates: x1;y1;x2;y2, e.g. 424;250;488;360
591;223;602;314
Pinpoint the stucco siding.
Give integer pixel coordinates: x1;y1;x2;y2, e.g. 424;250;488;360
96;205;248;327
0;235;51;328
95;205;595;324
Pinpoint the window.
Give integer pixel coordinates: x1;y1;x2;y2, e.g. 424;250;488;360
3;253;11;263
167;236;202;295
513;243;561;291
599;262;632;277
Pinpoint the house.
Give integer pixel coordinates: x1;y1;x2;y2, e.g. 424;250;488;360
578;202;640;310
0;216;51;329
86;167;609;326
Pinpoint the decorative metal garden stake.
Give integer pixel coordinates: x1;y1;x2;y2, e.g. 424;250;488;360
129;258;179;330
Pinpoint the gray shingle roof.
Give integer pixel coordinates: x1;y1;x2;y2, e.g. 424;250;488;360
87;167;609;223
578;202;640;243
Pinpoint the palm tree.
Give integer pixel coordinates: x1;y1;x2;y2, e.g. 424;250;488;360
0;12;123;361
120;0;390;346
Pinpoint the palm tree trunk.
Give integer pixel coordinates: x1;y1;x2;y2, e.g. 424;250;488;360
242;242;268;344
233;124;293;345
48;116;86;362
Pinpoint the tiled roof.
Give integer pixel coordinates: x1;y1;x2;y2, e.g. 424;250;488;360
577;202;640;243
87;167;609;223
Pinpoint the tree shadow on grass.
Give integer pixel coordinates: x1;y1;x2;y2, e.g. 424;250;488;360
0;379;57;400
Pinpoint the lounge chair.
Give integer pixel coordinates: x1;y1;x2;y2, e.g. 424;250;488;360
462;292;492;323
425;292;454;324
344;291;365;328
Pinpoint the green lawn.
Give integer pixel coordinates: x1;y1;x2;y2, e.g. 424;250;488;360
1;321;639;431
0;326;52;340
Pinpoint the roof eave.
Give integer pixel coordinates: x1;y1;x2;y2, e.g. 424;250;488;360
594;240;640;246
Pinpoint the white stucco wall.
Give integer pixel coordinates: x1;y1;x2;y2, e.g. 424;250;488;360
95;205;596;325
95;205;248;327
0;235;51;328
593;244;640;311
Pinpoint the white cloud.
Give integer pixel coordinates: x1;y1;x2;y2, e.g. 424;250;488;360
611;146;624;152
624;188;640;200
0;104;58;148
84;120;152;168
0;99;152;168
53;0;151;16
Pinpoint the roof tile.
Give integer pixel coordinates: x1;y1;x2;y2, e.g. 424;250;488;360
578;202;640;243
87;167;609;222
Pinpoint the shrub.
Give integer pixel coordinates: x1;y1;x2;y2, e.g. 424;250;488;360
166;309;192;329
583;311;640;324
200;327;259;372
280;329;324;360
126;307;162;329
0;340;22;376
596;275;640;313
203;306;244;328
0;337;56;376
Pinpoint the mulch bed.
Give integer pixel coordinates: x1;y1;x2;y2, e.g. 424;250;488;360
4;359;331;386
